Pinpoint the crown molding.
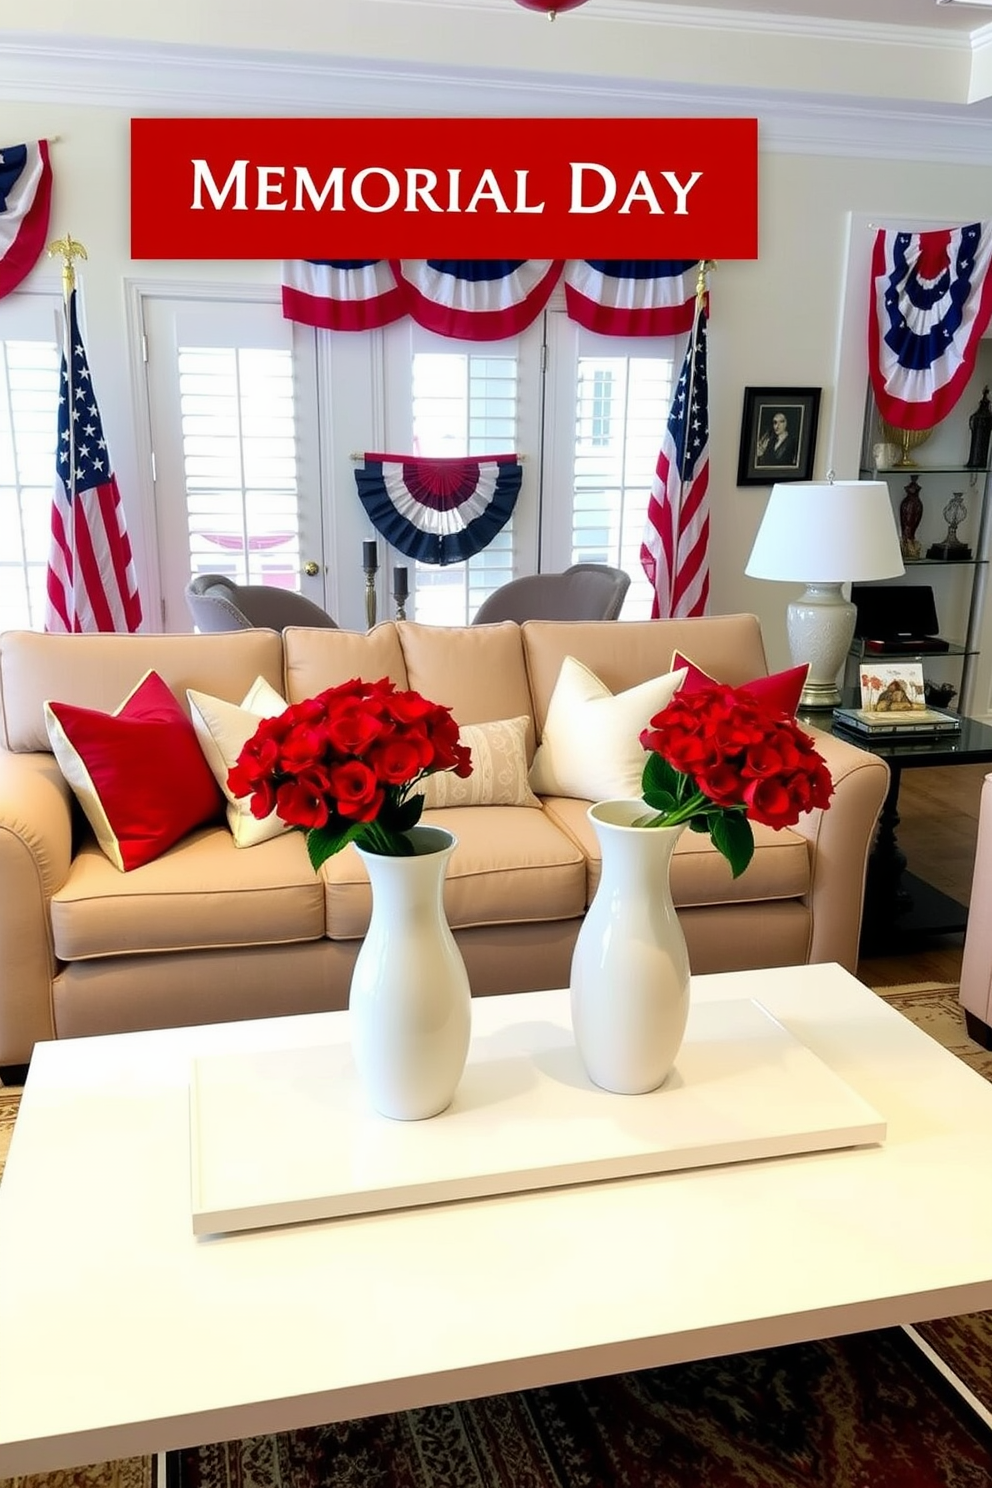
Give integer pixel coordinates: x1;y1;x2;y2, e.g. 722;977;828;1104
1;32;990;166
372;0;970;50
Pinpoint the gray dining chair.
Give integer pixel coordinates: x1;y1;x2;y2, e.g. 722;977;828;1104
184;574;339;633
471;564;630;625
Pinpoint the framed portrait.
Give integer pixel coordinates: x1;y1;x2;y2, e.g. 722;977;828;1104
737;387;821;486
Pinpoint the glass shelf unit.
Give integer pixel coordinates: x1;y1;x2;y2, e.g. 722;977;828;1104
852;387;992;713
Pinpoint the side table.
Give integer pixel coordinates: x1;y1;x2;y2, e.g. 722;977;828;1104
800;709;992;956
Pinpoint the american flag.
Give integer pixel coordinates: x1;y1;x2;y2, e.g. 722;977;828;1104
45;290;143;633
640;291;710;618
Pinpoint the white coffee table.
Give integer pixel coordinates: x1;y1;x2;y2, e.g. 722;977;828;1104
1;962;990;1476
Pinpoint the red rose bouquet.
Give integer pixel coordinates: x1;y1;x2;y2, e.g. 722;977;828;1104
637;683;834;879
227;677;473;870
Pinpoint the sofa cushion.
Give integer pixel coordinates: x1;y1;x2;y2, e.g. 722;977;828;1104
320;804;586;940
421;716;540;809
522;616;770;737
528;655;685;801
45;671;225;872
0;629;284;754
398;621;535;753
51;826;324;961
672;652;809;715
187;676;292;847
282;622;409;704
541;795;812;909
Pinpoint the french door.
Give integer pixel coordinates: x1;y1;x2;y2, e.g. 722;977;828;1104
139;291;678;631
139;291;326;632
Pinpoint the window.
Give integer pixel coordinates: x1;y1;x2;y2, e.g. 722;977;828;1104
407;348;518;625
0;297;61;630
141;295;323;631
545;317;676;622
178;344;300;590
589;367;614;446
572;355;673;620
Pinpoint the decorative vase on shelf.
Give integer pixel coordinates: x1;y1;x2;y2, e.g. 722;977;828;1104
927;490;972;561
966;385;992;470
350;825;471;1121
899;477;924;561
569;800;690;1095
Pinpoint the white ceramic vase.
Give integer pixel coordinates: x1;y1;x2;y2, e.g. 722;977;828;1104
569;799;691;1094
350;824;472;1121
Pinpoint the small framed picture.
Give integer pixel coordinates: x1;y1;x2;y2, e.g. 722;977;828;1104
737;387;821;486
858;662;927;713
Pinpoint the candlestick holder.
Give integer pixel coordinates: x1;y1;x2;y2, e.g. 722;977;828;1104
393;566;409;622
363;542;378;630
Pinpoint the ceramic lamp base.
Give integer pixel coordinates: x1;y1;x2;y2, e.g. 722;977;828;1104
786;583;856;710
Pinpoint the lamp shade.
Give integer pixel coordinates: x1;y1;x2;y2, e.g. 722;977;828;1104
745;481;905;584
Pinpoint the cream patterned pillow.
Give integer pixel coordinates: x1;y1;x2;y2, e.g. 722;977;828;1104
187;676;292;847
528;656;687;801
421;716;540;809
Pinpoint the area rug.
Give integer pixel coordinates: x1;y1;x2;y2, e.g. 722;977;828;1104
873;982;992;1418
178;1326;992;1488
2;984;991;1488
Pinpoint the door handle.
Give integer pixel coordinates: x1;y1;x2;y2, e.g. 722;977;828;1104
303;561;319;577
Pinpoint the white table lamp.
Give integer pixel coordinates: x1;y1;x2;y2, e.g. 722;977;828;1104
745;479;905;710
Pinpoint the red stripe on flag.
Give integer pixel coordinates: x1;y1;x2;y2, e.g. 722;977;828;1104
640;295;710;620
45;291;143;634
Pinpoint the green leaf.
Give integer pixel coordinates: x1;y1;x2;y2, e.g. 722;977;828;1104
305;822;361;872
641;752;681;799
709;812;755;880
641;787;679;815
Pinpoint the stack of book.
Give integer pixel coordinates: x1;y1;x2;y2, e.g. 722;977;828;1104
832;705;961;738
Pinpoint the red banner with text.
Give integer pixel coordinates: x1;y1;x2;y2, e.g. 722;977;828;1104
130;116;758;260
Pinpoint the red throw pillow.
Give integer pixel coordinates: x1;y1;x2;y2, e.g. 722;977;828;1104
671;653;809;717
44;670;225;871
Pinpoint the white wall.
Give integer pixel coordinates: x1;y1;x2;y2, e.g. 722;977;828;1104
1;97;990;700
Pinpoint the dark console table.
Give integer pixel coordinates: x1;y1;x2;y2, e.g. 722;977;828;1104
800;710;992;956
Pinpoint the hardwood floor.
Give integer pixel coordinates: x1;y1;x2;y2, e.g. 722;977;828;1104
855;761;988;988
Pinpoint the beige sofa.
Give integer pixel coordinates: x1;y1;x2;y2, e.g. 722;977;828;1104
0;615;890;1074
959;771;992;1049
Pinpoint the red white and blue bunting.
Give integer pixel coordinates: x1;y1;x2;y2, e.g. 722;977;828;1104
563;260;699;337
0;141;53;299
868;222;992;431
354;453;523;565
280;259;406;331
282;259;700;340
390;259;562;340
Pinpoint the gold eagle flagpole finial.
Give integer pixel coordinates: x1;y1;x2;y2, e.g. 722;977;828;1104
696;259;715;306
47;235;88;299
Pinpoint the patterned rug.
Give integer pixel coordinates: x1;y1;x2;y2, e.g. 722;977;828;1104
1;983;990;1488
180;1327;992;1488
872;982;992;1420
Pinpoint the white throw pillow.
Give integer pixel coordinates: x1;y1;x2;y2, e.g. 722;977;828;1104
528;656;687;801
421;716;540;809
187;676;292;847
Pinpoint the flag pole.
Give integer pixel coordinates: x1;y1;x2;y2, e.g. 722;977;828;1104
46;236;88;629
677;259;713;486
46;233;88;298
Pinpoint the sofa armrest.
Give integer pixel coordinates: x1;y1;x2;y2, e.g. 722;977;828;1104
959;772;992;1029
0;751;74;1067
788;729;890;972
